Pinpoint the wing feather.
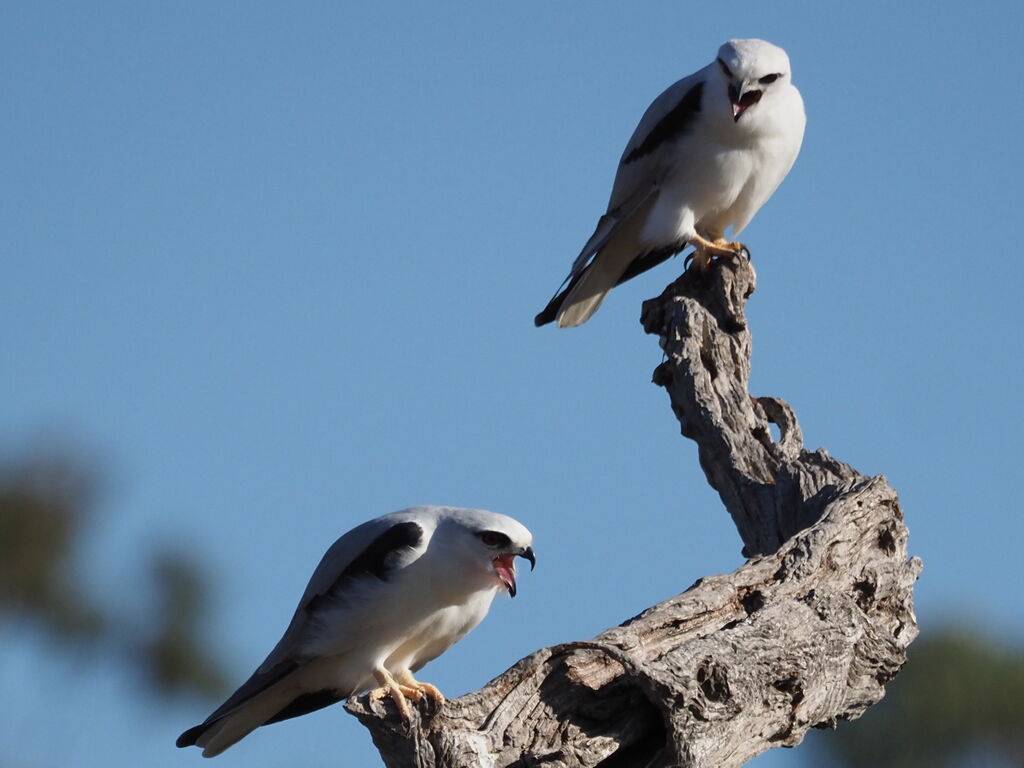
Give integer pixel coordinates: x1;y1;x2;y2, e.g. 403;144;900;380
536;69;709;326
176;516;427;749
608;67;708;211
256;517;424;673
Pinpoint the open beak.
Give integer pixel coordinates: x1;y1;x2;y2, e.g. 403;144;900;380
728;81;762;122
493;547;536;598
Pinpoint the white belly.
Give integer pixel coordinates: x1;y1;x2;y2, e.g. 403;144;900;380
385;589;496;673
304;578;499;695
641;133;793;245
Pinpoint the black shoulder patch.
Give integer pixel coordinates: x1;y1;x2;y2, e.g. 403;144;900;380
338;521;423;582
623;80;704;164
304;521;423;616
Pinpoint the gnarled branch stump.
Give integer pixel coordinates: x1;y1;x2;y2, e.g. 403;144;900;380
347;258;922;767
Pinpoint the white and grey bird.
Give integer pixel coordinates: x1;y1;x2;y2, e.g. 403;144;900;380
536;38;805;328
176;506;535;757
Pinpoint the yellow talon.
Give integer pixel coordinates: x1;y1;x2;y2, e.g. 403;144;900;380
398;684;423;701
687;234;750;271
369;669;413;721
396;671;446;711
368;669;447;720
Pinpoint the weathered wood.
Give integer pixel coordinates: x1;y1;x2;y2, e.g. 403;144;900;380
347;256;921;767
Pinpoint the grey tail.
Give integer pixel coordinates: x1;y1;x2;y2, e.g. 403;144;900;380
534;244;684;327
534;281;574;327
176;722;211;749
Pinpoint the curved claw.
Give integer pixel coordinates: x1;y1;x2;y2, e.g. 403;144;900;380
418;682;445;716
737;244;752;261
370;668;415;722
395;671;446;718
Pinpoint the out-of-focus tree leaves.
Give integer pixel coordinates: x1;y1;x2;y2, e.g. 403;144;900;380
138;550;228;697
821;628;1024;767
0;454;105;641
0;449;227;701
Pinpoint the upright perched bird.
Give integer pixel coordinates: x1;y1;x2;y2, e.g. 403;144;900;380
536;38;805;328
176;506;535;757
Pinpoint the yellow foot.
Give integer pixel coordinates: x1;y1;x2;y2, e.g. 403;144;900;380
688;234;750;267
710;236;740;249
396;671;447;712
369;669;419;721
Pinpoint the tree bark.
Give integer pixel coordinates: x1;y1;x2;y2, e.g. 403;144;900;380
347;257;922;767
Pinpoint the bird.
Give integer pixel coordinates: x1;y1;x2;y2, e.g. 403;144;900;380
535;38;805;328
176;506;535;757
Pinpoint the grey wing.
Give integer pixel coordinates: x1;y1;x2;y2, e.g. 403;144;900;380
176;514;426;746
609;66;709;209
255;513;425;673
535;69;709;327
570;67;710;280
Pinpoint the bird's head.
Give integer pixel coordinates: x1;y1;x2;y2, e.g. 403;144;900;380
474;527;535;598
439;509;535;598
713;39;792;123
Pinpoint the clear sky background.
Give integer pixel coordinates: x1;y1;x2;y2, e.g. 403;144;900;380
2;2;1022;767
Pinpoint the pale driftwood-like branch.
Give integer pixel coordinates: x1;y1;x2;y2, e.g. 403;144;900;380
347;257;922;767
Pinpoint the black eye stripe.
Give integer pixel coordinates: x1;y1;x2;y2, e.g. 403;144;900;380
759;73;781;84
478;530;511;548
717;58;732;78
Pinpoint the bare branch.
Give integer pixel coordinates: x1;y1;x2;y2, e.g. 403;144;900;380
347;257;921;767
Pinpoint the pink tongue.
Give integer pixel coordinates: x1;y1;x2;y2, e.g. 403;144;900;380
494;557;517;593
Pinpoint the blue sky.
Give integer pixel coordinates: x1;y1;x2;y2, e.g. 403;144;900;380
2;2;1022;766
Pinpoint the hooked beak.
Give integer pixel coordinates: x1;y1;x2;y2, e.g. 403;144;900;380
492;546;536;598
520;546;536;571
728;81;762;122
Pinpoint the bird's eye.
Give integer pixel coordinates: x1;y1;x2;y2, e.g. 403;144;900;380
717;58;733;78
759;73;780;85
478;531;510;548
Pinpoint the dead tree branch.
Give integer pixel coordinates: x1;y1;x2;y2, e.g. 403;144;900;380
347;257;922;767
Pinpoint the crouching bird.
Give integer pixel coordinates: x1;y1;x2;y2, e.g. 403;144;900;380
176;506;535;757
536;38;805;328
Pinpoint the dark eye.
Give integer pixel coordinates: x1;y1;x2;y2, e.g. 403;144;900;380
717;58;733;78
478;531;510;548
759;73;780;85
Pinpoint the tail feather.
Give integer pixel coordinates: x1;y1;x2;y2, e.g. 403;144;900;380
533;242;685;327
177;655;353;756
532;243;632;327
553;258;624;327
536;195;680;328
178;684;298;757
553;225;647;327
534;281;575;327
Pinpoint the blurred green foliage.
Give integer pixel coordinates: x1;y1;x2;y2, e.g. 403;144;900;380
821;628;1024;767
0;454;104;641
0;450;227;699
141;550;228;697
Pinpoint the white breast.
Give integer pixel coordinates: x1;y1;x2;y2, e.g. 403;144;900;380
300;565;500;694
640;82;804;246
389;589;497;673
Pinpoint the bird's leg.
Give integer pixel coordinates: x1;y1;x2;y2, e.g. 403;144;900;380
688;233;750;268
368;668;421;721
395;669;446;712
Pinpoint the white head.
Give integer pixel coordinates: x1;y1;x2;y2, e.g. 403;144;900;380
432;508;535;597
711;39;794;123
